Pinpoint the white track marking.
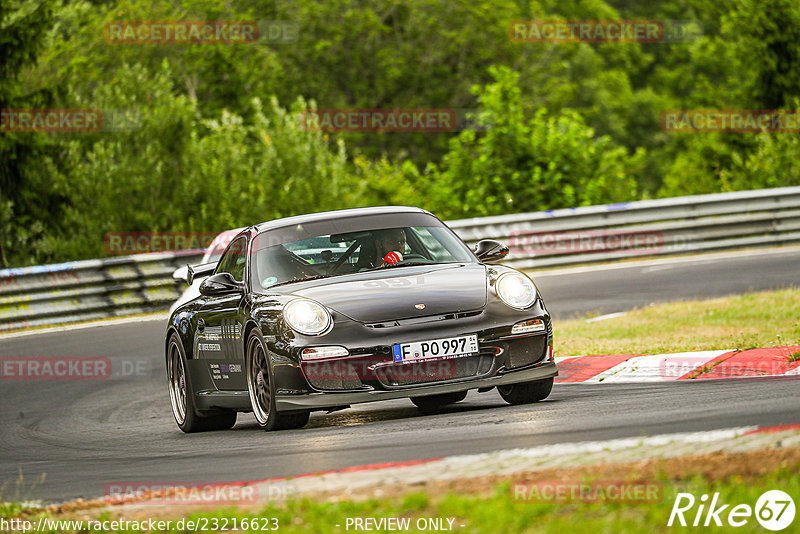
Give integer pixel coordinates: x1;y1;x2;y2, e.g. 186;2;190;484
585;311;628;323
529;245;800;278
0;313;169;339
555;349;800;382
441;426;759;464
585;350;729;382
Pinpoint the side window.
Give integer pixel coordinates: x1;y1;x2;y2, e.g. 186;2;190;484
216;236;247;282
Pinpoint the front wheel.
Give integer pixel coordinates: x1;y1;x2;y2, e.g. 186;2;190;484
166;333;237;433
246;329;309;431
498;377;553;405
410;390;468;412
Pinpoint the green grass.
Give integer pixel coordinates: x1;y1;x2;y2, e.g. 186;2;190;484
3;467;798;533
0;471;46;518
554;288;800;356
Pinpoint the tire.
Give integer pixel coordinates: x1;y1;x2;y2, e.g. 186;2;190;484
410;390;468;412
166;333;237;433
246;329;310;431
498;377;553;405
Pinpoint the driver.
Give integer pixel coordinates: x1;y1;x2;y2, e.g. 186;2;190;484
373;228;406;268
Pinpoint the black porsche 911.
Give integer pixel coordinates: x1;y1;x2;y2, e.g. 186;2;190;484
165;206;557;432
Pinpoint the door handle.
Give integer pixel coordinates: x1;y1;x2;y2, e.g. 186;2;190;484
197;318;205;332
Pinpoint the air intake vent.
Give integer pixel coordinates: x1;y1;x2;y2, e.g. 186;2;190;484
374;353;494;387
365;309;482;329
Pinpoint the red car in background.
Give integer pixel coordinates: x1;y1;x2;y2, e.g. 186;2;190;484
170;228;244;314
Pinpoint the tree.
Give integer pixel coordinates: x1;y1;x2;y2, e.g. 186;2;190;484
730;0;800;109
428;67;643;219
0;0;61;267
44;62;370;261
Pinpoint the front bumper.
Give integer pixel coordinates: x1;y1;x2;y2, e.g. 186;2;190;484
185;287;559;414
274;359;558;411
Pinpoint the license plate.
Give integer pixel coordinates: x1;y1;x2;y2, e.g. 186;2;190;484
392;334;478;364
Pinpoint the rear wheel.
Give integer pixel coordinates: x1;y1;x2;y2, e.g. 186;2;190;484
410;390;468;412
166;333;237;432
246;329;310;431
498;377;553;405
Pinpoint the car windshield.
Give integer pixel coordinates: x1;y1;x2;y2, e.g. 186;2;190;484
250;214;474;291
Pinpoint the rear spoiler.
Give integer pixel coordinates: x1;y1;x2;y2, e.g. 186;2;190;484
186;262;218;285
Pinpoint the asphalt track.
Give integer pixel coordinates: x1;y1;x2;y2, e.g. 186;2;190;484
1;247;799;504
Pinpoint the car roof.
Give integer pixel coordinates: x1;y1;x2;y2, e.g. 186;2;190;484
252;206;431;233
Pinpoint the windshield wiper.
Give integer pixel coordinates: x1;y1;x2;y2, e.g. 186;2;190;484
391;261;435;267
365;261;440;271
267;274;332;288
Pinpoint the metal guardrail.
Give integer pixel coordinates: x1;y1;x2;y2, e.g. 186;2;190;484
1;186;799;331
447;186;800;269
0;251;203;331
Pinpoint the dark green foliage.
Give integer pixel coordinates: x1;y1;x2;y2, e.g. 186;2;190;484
3;0;800;266
0;0;63;267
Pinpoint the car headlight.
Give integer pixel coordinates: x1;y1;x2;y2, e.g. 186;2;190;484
495;272;537;309
283;299;332;336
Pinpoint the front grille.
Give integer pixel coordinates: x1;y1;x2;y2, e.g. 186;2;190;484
505;335;548;368
306;375;364;391
374;353;494;387
302;361;364;391
365;310;482;329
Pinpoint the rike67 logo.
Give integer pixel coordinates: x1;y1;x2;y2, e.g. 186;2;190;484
668;490;795;530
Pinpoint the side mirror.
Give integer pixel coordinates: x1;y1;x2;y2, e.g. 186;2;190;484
474;239;509;263
172;265;189;284
199;272;243;296
187;261;218;285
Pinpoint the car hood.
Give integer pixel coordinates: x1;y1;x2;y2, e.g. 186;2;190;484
290;264;488;323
